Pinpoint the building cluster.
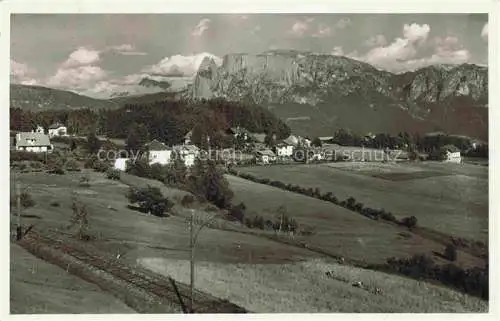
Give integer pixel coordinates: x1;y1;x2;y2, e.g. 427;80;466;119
13;123;68;153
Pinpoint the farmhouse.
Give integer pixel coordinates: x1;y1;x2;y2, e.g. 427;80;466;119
146;139;172;166
48;122;68;138
184;129;193;145
318;136;334;144
256;149;276;164
273;143;294;158
442;145;462;164
34;125;45;134
283;135;299;147
15;132;53;153
114;158;129;171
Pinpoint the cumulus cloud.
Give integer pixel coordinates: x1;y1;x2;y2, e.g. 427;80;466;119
108;44;147;56
290;20;311;37
143;52;222;78
481;23;488;41
351;23;472;72
10;59;39;85
62;47;100;68
402;23;430;43
47;65;107;89
191;18;211;37
363;35;387;47
292;17;349;38
44;46;107;91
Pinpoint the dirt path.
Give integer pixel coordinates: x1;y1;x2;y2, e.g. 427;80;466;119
16;230;247;314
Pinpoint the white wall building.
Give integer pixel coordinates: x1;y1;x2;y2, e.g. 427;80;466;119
48;123;68;138
445;151;462;164
114;158;129;171
147;140;173;166
15;132;53;153
274;144;294;158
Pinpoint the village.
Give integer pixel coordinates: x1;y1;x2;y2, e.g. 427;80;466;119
12;122;469;171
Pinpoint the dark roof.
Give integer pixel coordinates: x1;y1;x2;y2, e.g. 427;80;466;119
147;139;170;151
48;122;66;130
16;132;51;147
441;144;461;153
256;149;276;157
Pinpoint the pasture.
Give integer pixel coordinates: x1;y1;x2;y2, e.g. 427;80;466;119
10;169;487;312
139;257;487;313
10;244;134;314
226;175;483;268
236;161;488;243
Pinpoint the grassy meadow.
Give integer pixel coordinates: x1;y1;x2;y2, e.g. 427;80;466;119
235;161;488;243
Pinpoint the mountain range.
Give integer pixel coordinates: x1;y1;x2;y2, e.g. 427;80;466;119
10;50;488;140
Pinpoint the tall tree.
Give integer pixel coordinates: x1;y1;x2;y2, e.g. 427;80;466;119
86;133;101;155
126;122;150;153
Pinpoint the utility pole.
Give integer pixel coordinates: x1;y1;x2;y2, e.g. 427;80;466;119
189;209;194;313
187;209;217;314
15;172;22;241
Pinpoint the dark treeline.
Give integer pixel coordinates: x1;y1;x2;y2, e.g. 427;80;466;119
330;128;487;157
10;98;291;148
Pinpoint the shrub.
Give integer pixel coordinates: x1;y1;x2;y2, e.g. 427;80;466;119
50;201;60;207
401;216;418;229
69;194;92;241
127;186;174;217
65;159;81;172
10;191;36;209
252;215;265;230
444;244;458;262
106;168;121;180
229;202;246;222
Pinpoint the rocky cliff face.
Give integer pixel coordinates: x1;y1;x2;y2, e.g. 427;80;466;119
190;50;488;139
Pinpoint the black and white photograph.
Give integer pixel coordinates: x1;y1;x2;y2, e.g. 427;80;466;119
3;0;497;317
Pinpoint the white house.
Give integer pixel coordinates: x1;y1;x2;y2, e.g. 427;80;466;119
15;132;53;153
442;145;462;164
256;149;276;164
274;143;294;158
445;151;462;163
184;129;193;145
48;123;68;138
147;139;173;166
33;125;44;134
283;135;299;147
114;158;129;171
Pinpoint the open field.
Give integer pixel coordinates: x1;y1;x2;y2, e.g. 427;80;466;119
10;169;487;312
139;257;488;313
10;244;135;314
236;161;488;242
226;175;484;268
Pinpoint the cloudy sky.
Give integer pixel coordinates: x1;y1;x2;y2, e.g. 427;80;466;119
10;14;488;98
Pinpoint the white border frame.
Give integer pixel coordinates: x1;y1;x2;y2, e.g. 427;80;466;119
1;1;498;321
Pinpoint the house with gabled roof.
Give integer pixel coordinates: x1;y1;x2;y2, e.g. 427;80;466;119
441;144;462;164
48;122;68;138
255;149;276;164
146;139;172;166
15;132;53;153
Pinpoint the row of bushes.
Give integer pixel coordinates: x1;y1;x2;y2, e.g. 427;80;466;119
228;169;418;228
228;202;302;234
372;254;488;300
